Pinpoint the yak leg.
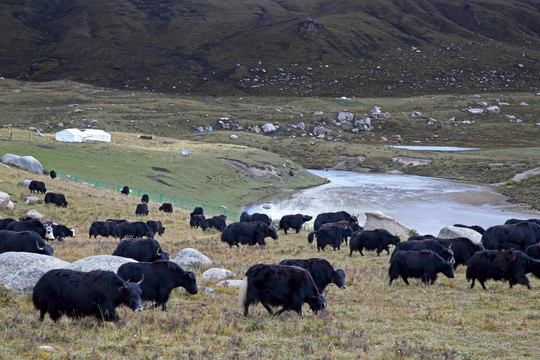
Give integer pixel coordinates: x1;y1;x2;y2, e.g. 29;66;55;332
401;276;410;285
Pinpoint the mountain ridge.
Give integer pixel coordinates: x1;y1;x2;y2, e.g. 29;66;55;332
1;0;539;96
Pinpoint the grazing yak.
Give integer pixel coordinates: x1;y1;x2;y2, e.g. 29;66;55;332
146;220;165;236
434;237;484;269
112;238;170;262
135;203;149;216
314;211;357;231
504;218;540;226
29;180;47;194
349;229;401;257
0;218;16;230
191;207;204;216
6;219;54;241
466;249;540;289
279;258;347;293
89;221;118;239
201;215;227;232
190;214;205;229
44;192;68;207
221;221;278;247
44;221;75;241
389;250;455;286
307;225;353;251
279;214;313;234
159;203;173;213
391;239;455;262
117;221;154;239
526;244;540;260
118;260;198;311
240;212;272;226
481;222;540;251
32;269;143;322
141;194;149;204
49;170;57;179
321;220;363;244
121;186;130;195
0;230;57;256
239;264;326;316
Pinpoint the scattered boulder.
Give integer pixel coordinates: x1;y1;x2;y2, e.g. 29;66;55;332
251;125;261;133
0;192;13;210
437;225;482;245
295;122;306;130
486;105;500;113
26;209;44;219
229;134;238;140
202;268;235;280
364;211;417;237
21;180;31;187
0;252;69;294
466;108;483;114
216;279;243;287
338;111;355;122
1;154;44;174
65;255;136;273
173;248;212;270
261;123;277;133
26;196;40;205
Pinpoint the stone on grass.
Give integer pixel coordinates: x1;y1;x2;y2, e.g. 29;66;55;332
202;268;235;280
65;255;137;273
26;209;44;219
0;252;69;294
173;248;212;270
216;279;243;287
1;154;44;174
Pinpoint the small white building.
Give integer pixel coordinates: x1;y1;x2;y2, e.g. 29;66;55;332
83;129;111;142
55;128;86;143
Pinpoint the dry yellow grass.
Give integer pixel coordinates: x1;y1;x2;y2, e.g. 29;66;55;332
0;165;539;359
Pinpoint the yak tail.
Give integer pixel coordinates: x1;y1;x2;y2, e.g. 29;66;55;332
308;231;316;244
238;276;248;310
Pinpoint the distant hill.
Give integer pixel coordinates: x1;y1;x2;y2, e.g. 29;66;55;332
1;0;540;96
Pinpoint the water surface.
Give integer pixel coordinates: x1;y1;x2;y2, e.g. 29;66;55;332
243;170;537;235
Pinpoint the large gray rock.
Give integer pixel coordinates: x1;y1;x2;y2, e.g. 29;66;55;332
26;209;44;219
261;123;277;133
173;248;212;270
1;154;44;174
202;268;235;280
26;196;41;205
21;180;32;187
65;255;137;273
364;211;417;237
0;191;13;210
0;252;69;294
437;225;482;245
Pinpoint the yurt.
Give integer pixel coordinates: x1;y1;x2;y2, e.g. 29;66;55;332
55;128;86;143
83;129;111;142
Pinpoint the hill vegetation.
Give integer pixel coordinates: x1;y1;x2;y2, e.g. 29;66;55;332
1;0;540;96
1;164;540;359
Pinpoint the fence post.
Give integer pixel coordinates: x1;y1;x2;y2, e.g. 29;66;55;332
96;181;99;188
159;194;163;202
74;177;78;183
180;199;183;208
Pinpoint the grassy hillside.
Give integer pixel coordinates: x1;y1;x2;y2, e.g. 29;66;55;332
0;130;325;216
0;79;539;210
1;163;540;359
1;0;539;96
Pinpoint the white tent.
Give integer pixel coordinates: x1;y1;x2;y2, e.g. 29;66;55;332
55;128;86;143
83;129;111;142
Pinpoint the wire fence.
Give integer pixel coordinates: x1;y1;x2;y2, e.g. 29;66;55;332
54;171;241;221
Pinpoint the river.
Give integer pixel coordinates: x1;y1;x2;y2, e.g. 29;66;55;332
243;170;538;235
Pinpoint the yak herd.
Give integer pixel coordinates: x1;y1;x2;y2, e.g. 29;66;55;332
1;177;540;322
